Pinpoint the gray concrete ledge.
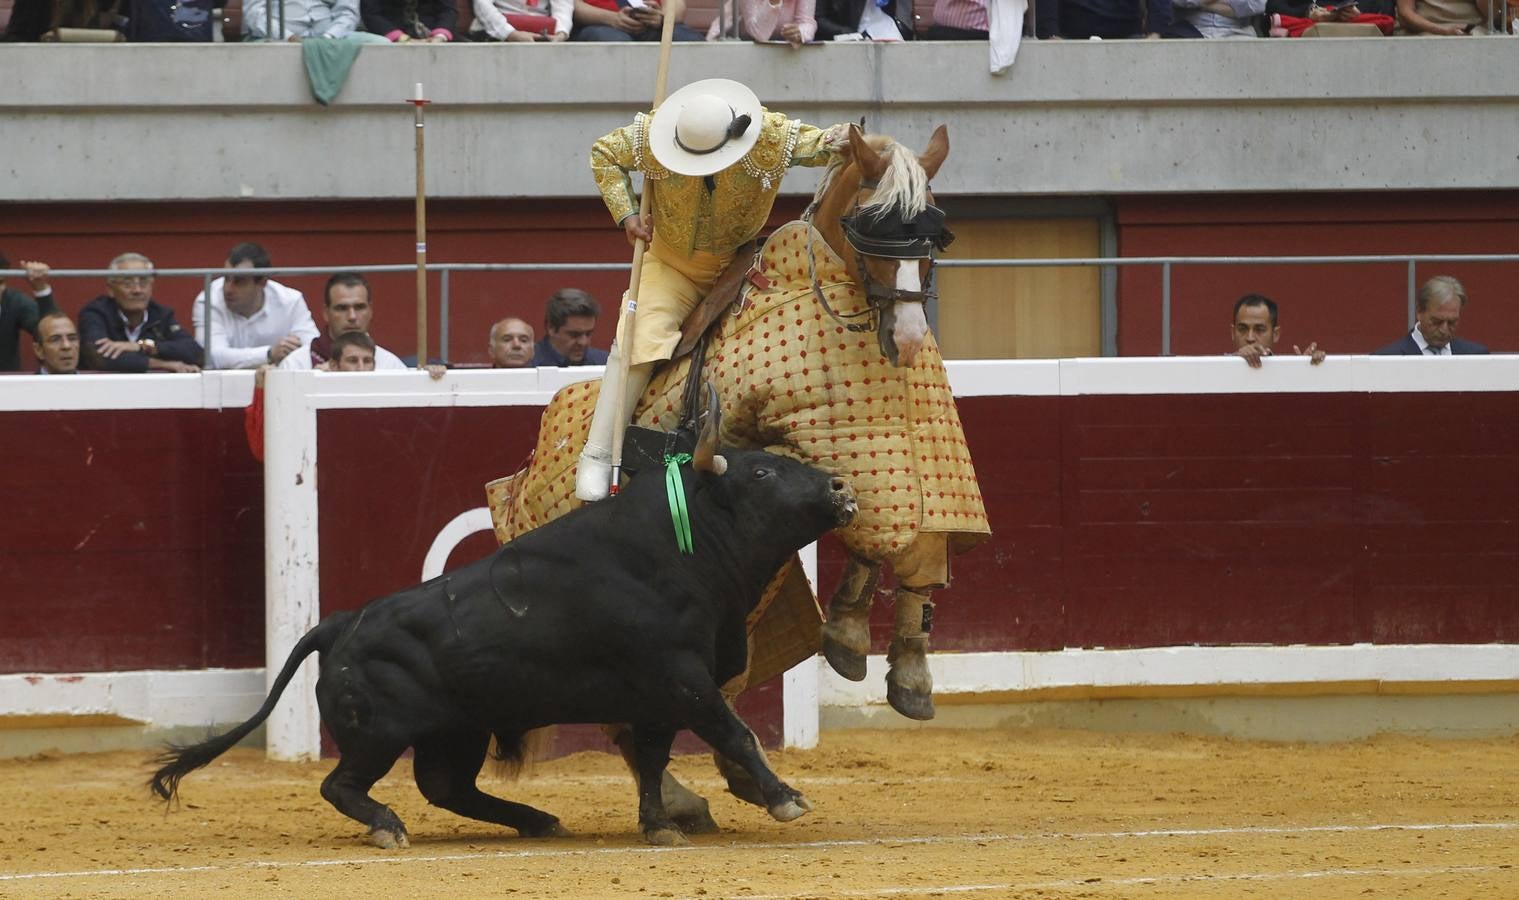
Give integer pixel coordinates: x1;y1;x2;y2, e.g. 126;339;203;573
4;39;1517;200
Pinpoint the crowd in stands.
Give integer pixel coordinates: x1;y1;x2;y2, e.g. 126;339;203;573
0;242;616;377
2;0;1505;42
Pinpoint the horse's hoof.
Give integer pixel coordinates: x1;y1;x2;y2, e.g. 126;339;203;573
672;809;721;835
644;826;690;847
523;819;572;839
886;682;936;721
767;795;813;823
821;633;868;682
367;827;409;850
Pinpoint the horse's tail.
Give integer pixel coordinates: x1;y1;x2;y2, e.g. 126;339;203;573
147;614;346;803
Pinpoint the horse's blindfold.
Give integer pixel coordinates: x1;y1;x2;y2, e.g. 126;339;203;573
841;204;955;259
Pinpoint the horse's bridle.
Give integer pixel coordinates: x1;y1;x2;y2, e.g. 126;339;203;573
803;176;956;363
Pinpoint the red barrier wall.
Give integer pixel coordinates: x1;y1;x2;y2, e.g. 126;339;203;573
0;408;264;673
6;389;1517;684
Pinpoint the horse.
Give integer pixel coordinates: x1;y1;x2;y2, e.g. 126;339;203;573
486;124;990;833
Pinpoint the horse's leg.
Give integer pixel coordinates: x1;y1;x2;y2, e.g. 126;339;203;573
884;533;950;721
605;724;720;835
820;553;882;682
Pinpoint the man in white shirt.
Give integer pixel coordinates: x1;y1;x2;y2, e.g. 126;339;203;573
193;243;321;370
279;271;410;371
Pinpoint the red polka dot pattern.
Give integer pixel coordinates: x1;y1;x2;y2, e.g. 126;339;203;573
488;220;990;563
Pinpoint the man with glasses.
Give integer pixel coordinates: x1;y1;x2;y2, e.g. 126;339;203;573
78;252;203;373
34;312;81;375
1;252;59;372
192;242;320;369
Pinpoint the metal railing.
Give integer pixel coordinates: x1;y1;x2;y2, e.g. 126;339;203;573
7;251;1515;361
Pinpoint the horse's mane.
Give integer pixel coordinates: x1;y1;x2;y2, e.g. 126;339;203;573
808;136;928;222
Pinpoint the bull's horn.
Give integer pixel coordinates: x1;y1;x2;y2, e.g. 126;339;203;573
693;382;727;475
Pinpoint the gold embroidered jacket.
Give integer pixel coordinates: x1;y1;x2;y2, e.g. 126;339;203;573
590;110;839;258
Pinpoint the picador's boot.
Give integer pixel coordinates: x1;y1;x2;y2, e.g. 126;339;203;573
575;350;654;502
885;588;935;721
820;555;880;682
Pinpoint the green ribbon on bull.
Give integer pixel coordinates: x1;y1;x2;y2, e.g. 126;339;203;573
665;453;695;554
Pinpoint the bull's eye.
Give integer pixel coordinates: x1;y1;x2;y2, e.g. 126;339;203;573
752;467;773;481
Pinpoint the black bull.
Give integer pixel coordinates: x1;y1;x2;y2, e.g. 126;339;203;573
150;424;858;848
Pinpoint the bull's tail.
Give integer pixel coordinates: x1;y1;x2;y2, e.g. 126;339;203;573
148;614;346;803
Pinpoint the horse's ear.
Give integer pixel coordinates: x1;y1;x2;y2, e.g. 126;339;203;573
920;125;949;182
848;124;888;182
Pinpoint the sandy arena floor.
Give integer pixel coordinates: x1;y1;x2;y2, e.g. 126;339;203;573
2;728;1517;898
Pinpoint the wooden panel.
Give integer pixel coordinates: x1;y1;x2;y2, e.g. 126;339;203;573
0;409;263;674
935;217;1101;360
6;388;1518;677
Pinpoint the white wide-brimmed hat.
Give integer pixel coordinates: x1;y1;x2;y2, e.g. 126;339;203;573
647;79;763;177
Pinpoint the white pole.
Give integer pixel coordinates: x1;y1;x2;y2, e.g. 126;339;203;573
263;369;323;761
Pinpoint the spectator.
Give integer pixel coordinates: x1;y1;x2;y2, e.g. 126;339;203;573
243;0;388;40
1;253;58;372
1373;276;1488;356
2;0;54;39
1265;0;1394;35
1230;293;1324;368
1036;0;1169;37
471;0;573;40
1395;0;1490;32
489;316;536;368
928;0;987;37
1164;0;1264;35
192;242;321;370
571;0;702;40
532;288;610;366
329;331;378;371
705;0;816;41
34;313;81;375
279;272;411;370
815;0;917;38
125;0;217;40
362;0;457;40
78;253;203;373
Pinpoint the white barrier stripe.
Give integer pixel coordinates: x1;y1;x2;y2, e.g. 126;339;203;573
745;864;1512;899
3;821;1514;883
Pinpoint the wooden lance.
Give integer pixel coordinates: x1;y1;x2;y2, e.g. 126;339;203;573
409;82;430;368
607;6;678;495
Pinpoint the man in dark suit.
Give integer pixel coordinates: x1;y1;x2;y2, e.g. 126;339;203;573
1373;276;1488;356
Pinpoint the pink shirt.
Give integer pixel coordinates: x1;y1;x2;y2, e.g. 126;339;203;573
931;0;987;30
706;0;818;41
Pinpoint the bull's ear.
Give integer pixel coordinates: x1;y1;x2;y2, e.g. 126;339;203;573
919;125;949;182
693;382;728;475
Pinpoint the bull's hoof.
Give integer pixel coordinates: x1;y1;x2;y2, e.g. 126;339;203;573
821;631;868;682
886;681;936;721
522;819;572;839
767;794;814;823
672;808;720;835
643;826;691;847
367;826;410;850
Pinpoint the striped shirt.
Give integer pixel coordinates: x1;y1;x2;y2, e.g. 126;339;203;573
932;0;988;30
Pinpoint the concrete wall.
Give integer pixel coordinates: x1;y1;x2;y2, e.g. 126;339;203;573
4;38;1518;202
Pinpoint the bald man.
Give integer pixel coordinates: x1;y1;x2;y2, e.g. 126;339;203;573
489;316;535;368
